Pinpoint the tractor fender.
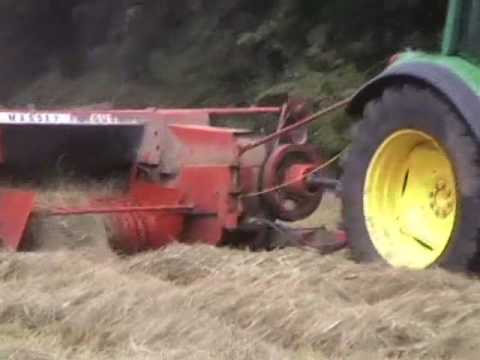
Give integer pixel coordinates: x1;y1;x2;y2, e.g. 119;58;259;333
348;61;480;141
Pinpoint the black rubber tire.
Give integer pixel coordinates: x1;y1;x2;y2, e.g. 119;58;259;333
342;85;480;272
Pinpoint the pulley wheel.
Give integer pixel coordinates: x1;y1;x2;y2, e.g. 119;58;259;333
261;144;324;222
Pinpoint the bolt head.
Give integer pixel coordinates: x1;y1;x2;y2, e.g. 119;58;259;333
436;180;446;190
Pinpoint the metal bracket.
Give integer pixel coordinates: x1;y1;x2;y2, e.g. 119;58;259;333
0;189;36;251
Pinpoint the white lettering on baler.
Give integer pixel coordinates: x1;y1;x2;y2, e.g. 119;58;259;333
89;113;116;123
0;112;72;124
0;112;141;125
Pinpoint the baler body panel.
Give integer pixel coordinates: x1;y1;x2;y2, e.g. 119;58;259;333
0;105;331;253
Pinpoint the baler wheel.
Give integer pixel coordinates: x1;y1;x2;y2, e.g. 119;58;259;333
342;85;480;271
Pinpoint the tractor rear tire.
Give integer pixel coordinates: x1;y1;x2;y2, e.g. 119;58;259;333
342;85;480;271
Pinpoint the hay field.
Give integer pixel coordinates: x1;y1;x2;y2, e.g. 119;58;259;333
1;194;480;359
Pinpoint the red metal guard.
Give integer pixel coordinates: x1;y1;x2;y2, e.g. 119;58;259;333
0;189;36;251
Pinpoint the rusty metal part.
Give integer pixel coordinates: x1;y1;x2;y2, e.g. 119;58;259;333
0;107;281;127
105;209;186;254
105;211;148;254
261;144;324;222
284;164;316;194
275;98;313;146
306;173;341;192
0;102;345;255
239;98;351;155
298;228;348;254
240;150;345;199
0;189;36;251
238;217;348;254
43;205;193;216
137;121;165;166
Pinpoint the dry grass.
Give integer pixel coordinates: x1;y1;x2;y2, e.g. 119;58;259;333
21;179;122;253
1;244;480;360
1;191;479;359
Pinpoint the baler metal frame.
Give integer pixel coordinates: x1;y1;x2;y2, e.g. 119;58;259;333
0;100;348;254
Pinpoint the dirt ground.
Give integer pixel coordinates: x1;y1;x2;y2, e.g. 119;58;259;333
1;194;480;360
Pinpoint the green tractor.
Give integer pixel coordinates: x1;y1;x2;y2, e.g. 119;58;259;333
343;0;480;271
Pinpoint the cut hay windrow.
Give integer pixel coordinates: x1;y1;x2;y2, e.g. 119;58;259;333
0;246;478;360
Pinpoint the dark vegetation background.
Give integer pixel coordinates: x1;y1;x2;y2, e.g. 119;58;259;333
0;0;448;152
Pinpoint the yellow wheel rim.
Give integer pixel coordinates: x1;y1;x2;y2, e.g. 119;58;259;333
364;130;457;269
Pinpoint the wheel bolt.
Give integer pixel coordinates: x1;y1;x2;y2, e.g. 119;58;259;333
436;180;446;190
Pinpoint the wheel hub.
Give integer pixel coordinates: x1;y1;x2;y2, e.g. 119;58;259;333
364;129;458;269
430;179;454;219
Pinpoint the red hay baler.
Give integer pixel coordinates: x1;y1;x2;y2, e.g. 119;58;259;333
0;100;347;254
